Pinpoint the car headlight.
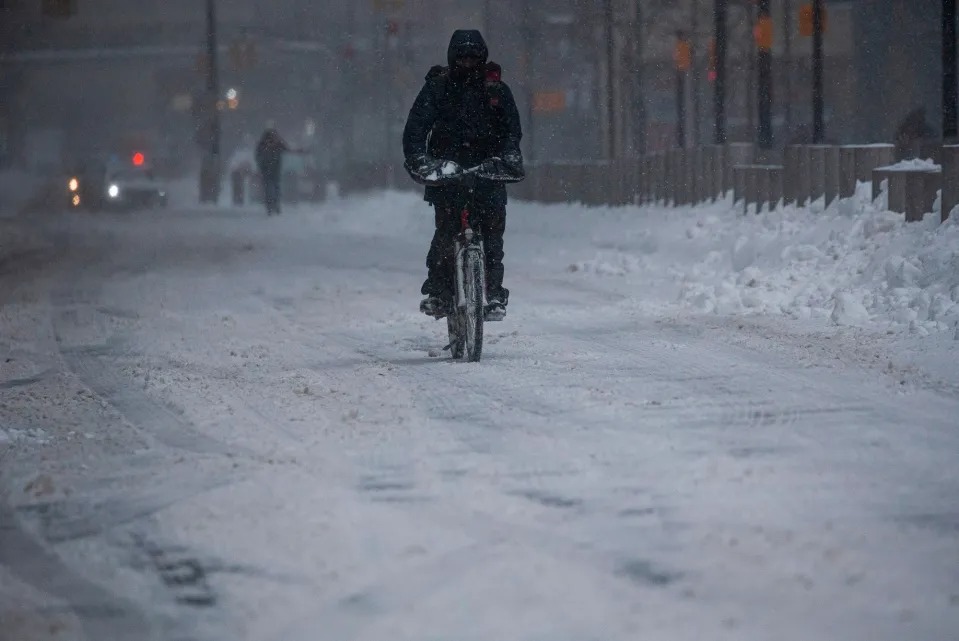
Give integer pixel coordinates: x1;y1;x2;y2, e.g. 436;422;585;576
107;184;120;199
68;177;79;192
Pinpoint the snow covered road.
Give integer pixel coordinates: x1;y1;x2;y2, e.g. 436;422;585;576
1;193;958;641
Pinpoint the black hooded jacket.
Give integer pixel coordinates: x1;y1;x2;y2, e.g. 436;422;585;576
402;30;523;206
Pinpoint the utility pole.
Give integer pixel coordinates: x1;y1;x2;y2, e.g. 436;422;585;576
757;0;773;150
812;0;824;143
944;0;958;140
691;0;702;147
675;31;690;148
605;0;616;159
783;0;793;136
713;0;727;144
200;0;221;204
636;0;647;156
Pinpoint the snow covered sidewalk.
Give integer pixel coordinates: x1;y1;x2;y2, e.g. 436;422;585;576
1;191;957;641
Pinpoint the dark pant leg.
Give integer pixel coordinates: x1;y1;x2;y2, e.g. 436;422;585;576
263;175;281;213
422;205;459;297
481;204;508;301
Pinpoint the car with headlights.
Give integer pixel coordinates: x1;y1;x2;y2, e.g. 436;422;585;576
67;153;168;211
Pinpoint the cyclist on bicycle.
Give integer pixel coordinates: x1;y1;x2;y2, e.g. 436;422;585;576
402;29;524;320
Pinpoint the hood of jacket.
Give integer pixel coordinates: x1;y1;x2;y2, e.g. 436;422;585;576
447;29;488;67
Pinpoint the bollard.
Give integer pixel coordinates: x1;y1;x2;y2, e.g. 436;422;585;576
733;165;747;211
857;145;895;185
807;145;831;204
746;167;760;214
823;146;840;207
735;165;785;213
725;143;754;198
693;147;709;204
784;146;800;205
701;147;715;202
874;167;907;213
796;145;812;206
902;169;941;222
762;165;785;211
941;145;959;222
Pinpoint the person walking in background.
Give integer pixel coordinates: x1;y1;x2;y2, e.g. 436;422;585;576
255;126;297;215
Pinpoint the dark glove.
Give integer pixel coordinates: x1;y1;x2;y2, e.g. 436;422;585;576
475;153;525;183
405;154;435;184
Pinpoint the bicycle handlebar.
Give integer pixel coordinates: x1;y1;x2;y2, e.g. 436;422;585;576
406;156;525;186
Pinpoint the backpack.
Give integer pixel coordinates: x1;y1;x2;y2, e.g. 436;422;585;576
425;62;509;160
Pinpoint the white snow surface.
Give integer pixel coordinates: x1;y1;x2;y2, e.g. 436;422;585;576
876;158;941;171
1;187;958;641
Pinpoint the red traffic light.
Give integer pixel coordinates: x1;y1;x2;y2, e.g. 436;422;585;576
132;152;145;166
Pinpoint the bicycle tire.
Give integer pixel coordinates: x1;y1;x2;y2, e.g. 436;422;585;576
462;248;485;362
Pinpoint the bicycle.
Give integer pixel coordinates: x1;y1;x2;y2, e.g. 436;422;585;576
405;157;524;363
443;174;486;361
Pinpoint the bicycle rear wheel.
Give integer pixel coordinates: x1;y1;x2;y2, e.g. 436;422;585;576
462;248;485;362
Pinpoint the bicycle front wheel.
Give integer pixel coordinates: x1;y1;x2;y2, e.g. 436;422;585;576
462;248;485;362
447;314;464;359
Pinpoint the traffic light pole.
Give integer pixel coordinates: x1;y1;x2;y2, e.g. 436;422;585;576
201;0;221;204
944;0;958;140
676;66;687;148
757;0;773;150
812;0;824;143
605;0;616;159
713;0;727;145
676;32;687;149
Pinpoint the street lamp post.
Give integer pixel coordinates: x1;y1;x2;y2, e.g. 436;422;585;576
713;0;727;145
675;32;690;148
756;0;773;150
812;0;824;143
944;0;957;140
200;0;221;204
605;0;616;159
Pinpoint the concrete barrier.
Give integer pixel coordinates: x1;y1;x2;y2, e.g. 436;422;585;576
874;165;941;221
807;145;834;204
725;143;754;198
941;145;959;222
839;144;895;199
783;146;800;205
497;141;947;227
734;164;784;214
711;145;726;201
823;146;841;206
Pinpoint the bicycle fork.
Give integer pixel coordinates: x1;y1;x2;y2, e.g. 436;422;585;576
454;206;486;311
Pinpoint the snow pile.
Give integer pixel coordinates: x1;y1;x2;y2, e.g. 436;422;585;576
551;188;959;335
